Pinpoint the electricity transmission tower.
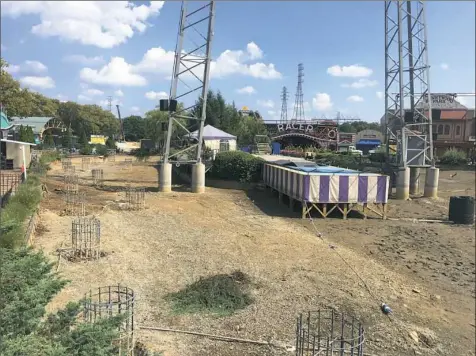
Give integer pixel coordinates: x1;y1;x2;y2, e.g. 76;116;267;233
107;96;112;112
292;63;305;121
159;1;215;193
384;0;434;168
162;1;215;165
280;86;288;123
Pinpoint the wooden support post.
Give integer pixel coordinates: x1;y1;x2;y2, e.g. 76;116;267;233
301;202;306;219
382;203;387;220
323;203;327;218
363;203;368;219
343;204;348;220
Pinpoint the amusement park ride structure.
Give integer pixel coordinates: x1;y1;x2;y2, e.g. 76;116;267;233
159;0;441;198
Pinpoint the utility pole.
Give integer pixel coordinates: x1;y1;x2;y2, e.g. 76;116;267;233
292;63;305;121
159;1;216;194
384;0;436;200
280;86;288;124
107;96;113;112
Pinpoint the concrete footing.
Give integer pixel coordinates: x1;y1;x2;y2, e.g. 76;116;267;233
159;163;172;193
424;167;439;198
409;167;420;195
191;163;205;194
396;167;410;200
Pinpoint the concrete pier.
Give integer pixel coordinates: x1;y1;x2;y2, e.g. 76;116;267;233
409;167;420;195
396;167;410;200
423;167;439;198
191;163;205;194
159;163;172;192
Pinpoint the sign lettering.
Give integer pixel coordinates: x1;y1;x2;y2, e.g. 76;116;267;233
277;123;314;132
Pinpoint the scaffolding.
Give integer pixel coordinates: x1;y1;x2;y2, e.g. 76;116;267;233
125;187;146;210
64;191;86;216
92;169;104;186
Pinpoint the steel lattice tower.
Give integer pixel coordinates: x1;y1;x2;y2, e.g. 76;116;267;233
292;63;305;121
163;1;215;165
106;96;112;112
384;0;434;167
280;86;288;123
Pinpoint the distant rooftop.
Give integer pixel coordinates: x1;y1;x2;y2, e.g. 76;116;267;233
11;116;55;134
1;111;13;130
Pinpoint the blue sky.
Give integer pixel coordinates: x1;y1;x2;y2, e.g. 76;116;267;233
1;1;475;122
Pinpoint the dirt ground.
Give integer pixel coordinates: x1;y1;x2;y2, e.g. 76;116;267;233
33;156;475;356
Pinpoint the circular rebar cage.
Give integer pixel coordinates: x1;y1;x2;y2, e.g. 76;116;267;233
125;188;146;210
62;158;72;170
92;169;104;186
82;157;91;170
64;174;79;193
83;285;135;356
71;217;101;259
64;192;86;216
295;310;365;356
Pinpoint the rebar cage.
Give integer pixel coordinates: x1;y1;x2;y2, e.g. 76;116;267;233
71;217;101;259
295;310;365;356
123;158;133;170
83;285;135;356
125;187;146;210
92;169;104;186
64;174;79;193
62;158;72;170
82;157;91;170
64;191;86;216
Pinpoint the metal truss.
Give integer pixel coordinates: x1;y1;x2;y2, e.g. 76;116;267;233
162;1;215;165
384;0;434;167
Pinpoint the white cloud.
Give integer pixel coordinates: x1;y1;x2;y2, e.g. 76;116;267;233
114;89;124;97
440;63;449;70
246;42;263;60
347;95;364;103
0;1;165;49
236;86;256;95
267;110;276;116
77;94;92;102
342;78;378;89
98;98;121;107
84;88;104;96
145;91;168;100
56;94;68;102
376;91;384;99
257;99;275;108
456;94;475;108
312;93;333;111
80;57;147;86
327;64;373;78
130;106;140;112
5;64;20;74
63;55;105;65
19;76;55;89
5;60;48;74
133;42;281;81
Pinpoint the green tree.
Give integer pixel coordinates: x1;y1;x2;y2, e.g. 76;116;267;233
62;127;72;148
123;115;146;141
105;137;116;149
25;126;35;143
43;132;55;147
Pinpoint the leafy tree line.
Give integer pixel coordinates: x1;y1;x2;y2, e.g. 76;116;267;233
0;58;120;140
338;120;381;133
122;90;267;147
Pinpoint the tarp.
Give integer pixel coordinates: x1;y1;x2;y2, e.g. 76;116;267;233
189;125;237;140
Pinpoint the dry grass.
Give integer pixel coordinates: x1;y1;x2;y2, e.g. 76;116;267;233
32;156;475;356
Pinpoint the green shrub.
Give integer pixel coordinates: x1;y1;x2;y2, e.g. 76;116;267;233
135;149;151;162
79;144;92;155
165;271;253;315
209;151;264;183
440;149;467;165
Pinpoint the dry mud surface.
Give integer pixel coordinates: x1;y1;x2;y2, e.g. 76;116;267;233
34;157;475;356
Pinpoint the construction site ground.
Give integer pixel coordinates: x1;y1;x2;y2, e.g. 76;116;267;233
34;155;475;356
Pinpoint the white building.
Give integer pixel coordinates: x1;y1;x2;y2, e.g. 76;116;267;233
189;125;237;152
